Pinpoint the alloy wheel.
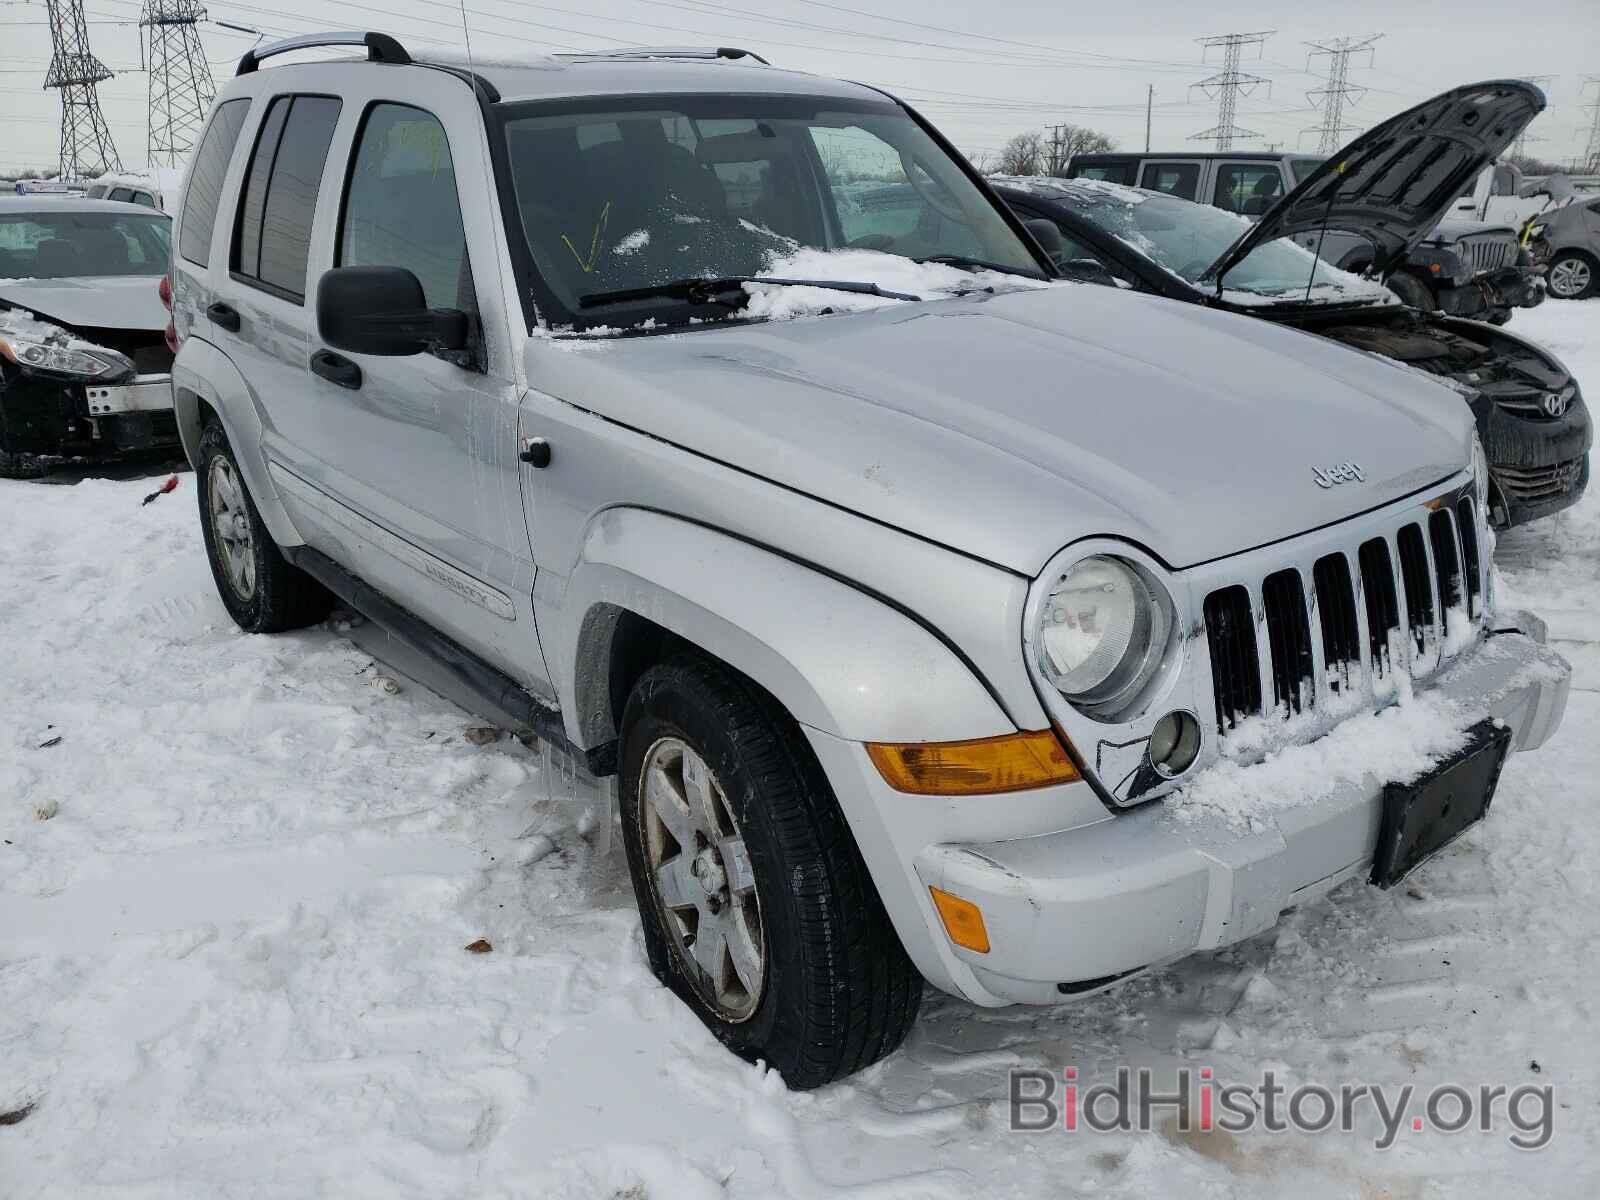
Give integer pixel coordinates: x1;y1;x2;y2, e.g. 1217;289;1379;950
1548;256;1592;299
207;457;257;601
639;735;765;1021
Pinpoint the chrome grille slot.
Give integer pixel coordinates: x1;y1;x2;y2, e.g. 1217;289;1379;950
1262;568;1314;715
1196;486;1484;737
1313;553;1361;693
1396;523;1435;658
1359;537;1400;678
1496;458;1584;500
1428;508;1463;614
1203;585;1261;732
1457;498;1481;617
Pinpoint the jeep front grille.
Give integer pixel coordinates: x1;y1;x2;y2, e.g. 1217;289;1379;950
1200;496;1482;734
1459;236;1515;273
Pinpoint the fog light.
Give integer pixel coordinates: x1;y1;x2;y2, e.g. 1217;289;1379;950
1148;710;1200;777
929;886;990;954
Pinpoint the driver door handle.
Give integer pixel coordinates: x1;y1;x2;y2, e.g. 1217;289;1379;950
310;349;362;390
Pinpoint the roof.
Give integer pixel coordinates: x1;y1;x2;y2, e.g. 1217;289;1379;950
91;166;186;194
422;49;885;105
226;34;888;107
0;195;172;216
1070;151;1320;162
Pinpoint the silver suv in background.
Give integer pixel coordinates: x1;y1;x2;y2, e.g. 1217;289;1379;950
1529;195;1600;299
170;33;1569;1087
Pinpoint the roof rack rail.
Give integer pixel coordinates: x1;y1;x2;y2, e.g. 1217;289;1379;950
562;45;770;65
236;31;412;76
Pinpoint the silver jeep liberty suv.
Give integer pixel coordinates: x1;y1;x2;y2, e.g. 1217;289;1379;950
169;33;1570;1088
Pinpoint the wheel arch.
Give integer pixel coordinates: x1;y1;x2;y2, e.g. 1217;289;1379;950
555;507;1016;755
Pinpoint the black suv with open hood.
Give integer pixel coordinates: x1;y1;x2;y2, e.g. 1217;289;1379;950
998;81;1589;528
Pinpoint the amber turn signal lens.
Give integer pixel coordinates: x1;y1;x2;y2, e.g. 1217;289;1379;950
866;729;1079;795
929;887;991;954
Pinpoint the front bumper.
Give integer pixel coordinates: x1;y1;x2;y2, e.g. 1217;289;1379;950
1478;392;1592;528
911;614;1568;1005
0;370;177;459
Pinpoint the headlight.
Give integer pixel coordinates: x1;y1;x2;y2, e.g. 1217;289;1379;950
0;334;128;380
1471;431;1490;514
1036;554;1172;720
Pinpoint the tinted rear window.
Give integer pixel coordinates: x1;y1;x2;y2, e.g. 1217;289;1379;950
1067;161;1136;185
232;94;342;301
179;98;251;266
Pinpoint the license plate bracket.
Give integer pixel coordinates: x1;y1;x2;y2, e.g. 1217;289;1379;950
1369;719;1512;889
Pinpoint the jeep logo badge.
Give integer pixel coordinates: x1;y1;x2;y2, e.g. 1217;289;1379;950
1313;462;1366;489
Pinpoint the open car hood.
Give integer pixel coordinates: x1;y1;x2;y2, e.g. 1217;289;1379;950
1203;80;1545;285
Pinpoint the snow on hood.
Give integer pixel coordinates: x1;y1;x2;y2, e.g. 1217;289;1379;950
740;247;1051;321
525;282;1473;574
0;274;167;334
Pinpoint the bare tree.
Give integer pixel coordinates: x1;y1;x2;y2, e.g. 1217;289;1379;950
1044;124;1116;176
996;131;1046;176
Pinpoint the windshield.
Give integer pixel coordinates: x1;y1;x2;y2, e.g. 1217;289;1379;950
1062;183;1389;303
498;93;1040;327
0;211;171;280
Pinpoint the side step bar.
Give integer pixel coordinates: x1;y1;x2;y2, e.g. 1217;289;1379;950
285;545;612;775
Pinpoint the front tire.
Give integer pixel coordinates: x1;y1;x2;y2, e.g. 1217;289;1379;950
1386;269;1437;311
196;420;332;633
620;654;921;1089
1547;251;1597;300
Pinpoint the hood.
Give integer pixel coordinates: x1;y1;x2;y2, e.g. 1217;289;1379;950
528;285;1472;575
1205;80;1546;285
0;275;167;334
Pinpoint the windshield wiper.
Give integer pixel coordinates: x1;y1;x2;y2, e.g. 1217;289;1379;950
577;276;920;309
914;254;1045;279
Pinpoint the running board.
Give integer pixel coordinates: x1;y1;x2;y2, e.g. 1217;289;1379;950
285;545;609;774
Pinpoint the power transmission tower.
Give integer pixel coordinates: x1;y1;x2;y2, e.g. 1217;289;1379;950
43;0;122;180
1303;35;1381;154
1580;77;1600;172
1190;31;1272;150
1508;75;1554;160
142;0;216;167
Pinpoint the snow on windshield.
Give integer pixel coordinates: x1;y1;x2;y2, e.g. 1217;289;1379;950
740;246;1052;321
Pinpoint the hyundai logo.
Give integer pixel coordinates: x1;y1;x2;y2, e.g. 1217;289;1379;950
1313;462;1366;489
1542;391;1571;418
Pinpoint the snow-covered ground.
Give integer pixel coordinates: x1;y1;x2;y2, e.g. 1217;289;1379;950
3;302;1597;1198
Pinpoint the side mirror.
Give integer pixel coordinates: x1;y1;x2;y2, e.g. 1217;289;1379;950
317;265;468;357
1059;258;1119;288
1023;218;1066;267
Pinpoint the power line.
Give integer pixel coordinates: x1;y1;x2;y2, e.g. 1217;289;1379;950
1189;30;1272;150
1303;35;1380;154
1509;75;1554;159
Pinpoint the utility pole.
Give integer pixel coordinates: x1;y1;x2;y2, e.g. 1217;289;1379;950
1508;75;1554;160
43;0;122;180
141;0;216;167
1190;31;1272;151
1303;35;1381;154
1579;77;1600;173
1144;84;1152;152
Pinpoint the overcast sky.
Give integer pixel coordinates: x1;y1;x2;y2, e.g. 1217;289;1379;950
3;0;1596;175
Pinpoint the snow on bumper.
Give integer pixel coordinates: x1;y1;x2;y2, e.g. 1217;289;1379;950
914;613;1570;1006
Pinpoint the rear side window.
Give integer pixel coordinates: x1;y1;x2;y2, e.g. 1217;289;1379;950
179;97;251;266
338;103;474;312
109;187;135;202
1213;164;1284;216
1139;161;1200;200
232;94;342;301
1067;161;1135;185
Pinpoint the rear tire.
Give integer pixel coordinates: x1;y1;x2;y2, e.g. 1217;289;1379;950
1546;251;1597;300
196;420;332;633
619;653;922;1089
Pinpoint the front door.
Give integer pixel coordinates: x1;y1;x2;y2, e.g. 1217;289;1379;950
290;84;549;696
